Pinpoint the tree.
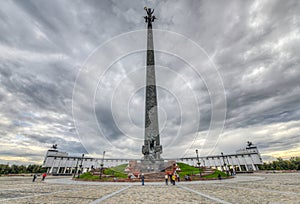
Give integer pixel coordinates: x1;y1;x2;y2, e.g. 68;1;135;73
10;164;19;174
259;157;300;170
0;164;10;175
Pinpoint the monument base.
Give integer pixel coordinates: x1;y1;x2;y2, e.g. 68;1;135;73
125;160;166;175
140;159;165;173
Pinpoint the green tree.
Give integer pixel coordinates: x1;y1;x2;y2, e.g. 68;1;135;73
10;164;19;174
260;157;300;170
0;164;10;175
19;165;27;173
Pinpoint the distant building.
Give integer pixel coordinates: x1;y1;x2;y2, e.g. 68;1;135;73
178;145;263;172
42;144;263;175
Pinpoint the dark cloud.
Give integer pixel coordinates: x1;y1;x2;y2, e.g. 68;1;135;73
27;134;87;154
0;0;300;164
0;150;40;158
95;105;124;141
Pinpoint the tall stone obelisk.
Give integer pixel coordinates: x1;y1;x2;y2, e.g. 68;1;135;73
142;7;163;162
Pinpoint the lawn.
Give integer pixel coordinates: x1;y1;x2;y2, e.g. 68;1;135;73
78;162;229;181
202;170;228;179
177;162;202;178
177;162;229;180
78;163;128;180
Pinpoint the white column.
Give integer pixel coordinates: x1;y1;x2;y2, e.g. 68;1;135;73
49;157;55;174
236;157;242;171
249;155;256;171
213;158;217;169
230;157;236;174
49;166;54;174
243;156;249;171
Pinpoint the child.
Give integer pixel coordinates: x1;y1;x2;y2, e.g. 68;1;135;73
41;173;47;182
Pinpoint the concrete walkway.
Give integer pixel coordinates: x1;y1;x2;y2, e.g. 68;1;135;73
1;173;299;203
46;175;265;186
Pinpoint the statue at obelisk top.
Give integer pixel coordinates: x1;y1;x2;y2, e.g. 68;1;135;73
142;7;162;161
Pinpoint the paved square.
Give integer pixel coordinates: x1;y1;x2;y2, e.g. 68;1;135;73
0;173;299;203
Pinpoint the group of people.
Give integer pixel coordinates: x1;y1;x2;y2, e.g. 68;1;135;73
32;173;47;182
165;173;179;185
184;174;191;181
139;172;180;186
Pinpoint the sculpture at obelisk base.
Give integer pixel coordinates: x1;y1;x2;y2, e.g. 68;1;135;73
141;7;164;172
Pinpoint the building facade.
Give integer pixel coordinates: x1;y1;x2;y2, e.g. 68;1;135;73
42;145;263;175
177;146;263;172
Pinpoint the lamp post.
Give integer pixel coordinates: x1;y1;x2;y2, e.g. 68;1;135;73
78;154;84;178
221;152;227;175
99;151;106;179
195;149;201;178
226;155;231;175
73;157;79;178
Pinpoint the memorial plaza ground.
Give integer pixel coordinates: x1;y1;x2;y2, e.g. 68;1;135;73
0;173;299;204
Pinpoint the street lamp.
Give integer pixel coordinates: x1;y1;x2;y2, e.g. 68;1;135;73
99;151;106;179
195;149;201;178
73;157;79;178
78;154;84;178
226;155;231;175
221;152;228;175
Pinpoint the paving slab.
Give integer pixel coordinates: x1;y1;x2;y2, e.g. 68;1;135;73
0;173;299;204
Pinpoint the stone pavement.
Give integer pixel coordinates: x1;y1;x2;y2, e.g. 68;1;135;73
0;173;299;203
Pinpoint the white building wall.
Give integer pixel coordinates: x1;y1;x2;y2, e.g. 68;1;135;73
43;146;263;174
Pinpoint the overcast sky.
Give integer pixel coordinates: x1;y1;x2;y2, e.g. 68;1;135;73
0;0;299;165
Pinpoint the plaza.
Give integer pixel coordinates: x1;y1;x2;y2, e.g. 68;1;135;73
0;173;299;203
1;2;300;204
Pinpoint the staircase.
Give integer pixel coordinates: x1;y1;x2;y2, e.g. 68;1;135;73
201;167;215;176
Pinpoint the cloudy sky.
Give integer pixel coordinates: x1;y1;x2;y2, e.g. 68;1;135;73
0;0;299;165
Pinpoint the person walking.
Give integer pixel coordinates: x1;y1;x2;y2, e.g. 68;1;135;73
141;173;145;186
172;174;176;185
32;174;37;182
41;173;47;182
165;174;168;185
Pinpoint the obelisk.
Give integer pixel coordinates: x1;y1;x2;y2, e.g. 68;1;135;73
142;7;163;162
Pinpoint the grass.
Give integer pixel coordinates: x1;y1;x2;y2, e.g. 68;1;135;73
79;172;99;180
108;164;127;173
177;162;229;180
103;163;127;178
103;168;127;178
78;163;230;181
177;162;202;172
78;163;128;180
202;170;228;179
177;162;202;178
